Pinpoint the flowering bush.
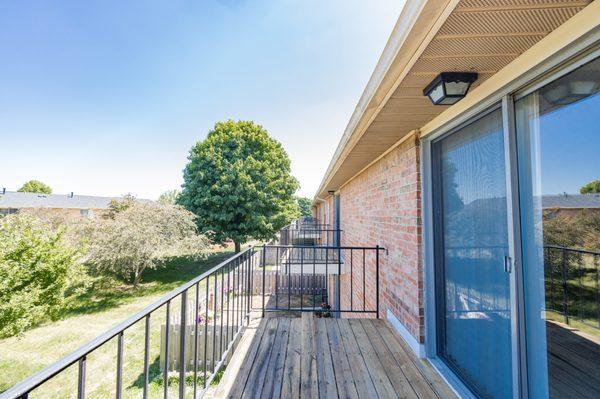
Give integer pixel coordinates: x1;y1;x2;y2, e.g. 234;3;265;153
85;201;210;287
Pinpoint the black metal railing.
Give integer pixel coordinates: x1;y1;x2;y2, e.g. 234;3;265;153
2;248;257;399
544;245;600;329
3;243;385;398
255;245;383;318
279;227;341;247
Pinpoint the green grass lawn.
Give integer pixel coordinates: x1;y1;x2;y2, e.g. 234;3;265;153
0;249;233;398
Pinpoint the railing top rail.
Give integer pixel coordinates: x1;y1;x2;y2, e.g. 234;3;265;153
264;244;384;251
281;228;342;232
0;246;255;399
544;245;600;256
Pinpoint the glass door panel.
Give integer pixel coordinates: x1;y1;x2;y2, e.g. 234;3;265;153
433;108;513;398
515;56;600;399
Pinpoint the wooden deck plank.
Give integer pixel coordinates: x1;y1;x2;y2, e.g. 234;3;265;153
281;318;302;399
241;318;279;398
337;319;380;399
220;316;454;399
301;313;320;399
214;318;262;399
315;317;339;399
324;318;360;399
373;320;439;399
226;319;269;399
348;319;399;399
261;318;291;399
359;319;419;399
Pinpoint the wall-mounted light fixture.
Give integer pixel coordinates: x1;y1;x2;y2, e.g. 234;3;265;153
541;67;600;106
423;72;478;105
327;190;335;196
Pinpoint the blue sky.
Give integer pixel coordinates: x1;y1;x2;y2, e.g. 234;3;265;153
0;0;405;199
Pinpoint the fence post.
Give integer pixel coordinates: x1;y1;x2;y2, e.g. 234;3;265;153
561;247;569;325
376;245;380;319
262;245;266;318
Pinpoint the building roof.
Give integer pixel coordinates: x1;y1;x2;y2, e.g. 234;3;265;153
0;191;133;210
313;0;596;202
542;194;600;209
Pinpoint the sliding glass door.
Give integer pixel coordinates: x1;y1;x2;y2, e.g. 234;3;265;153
432;107;514;399
429;54;600;399
515;56;600;399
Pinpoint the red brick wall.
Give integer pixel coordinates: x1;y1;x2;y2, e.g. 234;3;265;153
336;134;424;342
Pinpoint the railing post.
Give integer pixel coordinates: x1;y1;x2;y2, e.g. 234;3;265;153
376;245;380;319
179;290;187;398
247;249;252;317
164;301;171;399
193;283;199;398
78;356;86;399
116;332;123;399
262;244;266;318
143;315;150;399
337;245;341;318
561;247;569;325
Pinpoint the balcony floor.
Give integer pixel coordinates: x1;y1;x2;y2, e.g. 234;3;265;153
214;314;455;399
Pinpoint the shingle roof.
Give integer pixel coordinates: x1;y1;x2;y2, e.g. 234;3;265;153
0;191;137;210
542;194;600;209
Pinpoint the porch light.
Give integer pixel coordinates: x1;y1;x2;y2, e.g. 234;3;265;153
423;72;478;105
542;68;600;106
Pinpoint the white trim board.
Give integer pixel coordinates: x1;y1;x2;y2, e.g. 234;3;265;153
386;309;426;358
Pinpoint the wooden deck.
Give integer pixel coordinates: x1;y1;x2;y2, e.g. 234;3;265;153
547;321;600;398
215;314;455;399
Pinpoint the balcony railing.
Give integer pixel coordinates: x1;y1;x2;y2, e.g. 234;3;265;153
279;219;341;247
256;244;382;318
2;243;384;399
2;248;256;399
544;245;600;329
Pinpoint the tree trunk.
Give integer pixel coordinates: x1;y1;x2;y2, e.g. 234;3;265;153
234;241;241;253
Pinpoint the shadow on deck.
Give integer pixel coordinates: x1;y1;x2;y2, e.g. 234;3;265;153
214;314;456;399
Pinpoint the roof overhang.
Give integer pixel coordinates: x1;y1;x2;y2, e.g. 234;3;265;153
314;0;595;203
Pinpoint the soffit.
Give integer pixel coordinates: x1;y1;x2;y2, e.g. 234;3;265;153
317;0;591;199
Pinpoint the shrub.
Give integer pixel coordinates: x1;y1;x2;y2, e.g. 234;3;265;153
0;214;79;337
86;201;210;287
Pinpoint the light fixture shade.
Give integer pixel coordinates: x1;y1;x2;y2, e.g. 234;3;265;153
423;72;478;105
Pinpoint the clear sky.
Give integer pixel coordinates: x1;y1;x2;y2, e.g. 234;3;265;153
0;0;405;200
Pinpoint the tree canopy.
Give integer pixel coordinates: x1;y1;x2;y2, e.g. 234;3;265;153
86;200;208;287
580;179;600;194
296;197;312;217
158;189;181;205
179;120;299;251
18;180;52;194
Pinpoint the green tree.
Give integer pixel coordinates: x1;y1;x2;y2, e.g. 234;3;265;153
87;201;208;287
580;179;600;194
158;189;181;205
0;214;79;337
296;197;312;217
18;180;52;194
179;120;300;252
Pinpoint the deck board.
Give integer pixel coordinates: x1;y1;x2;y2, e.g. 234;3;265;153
220;315;456;399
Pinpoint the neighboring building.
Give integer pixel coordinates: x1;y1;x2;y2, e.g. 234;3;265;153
0;190;132;218
313;1;599;398
542;193;600;218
